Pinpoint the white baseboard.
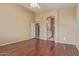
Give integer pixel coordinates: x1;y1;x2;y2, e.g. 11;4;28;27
0;39;30;47
76;44;79;51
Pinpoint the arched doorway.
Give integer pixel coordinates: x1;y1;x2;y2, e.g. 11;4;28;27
46;16;55;41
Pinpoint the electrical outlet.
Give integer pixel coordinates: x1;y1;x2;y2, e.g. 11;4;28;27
64;37;66;40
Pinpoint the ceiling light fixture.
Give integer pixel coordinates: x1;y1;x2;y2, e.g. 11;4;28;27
30;3;40;8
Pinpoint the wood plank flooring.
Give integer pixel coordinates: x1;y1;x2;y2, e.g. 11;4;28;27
0;39;79;56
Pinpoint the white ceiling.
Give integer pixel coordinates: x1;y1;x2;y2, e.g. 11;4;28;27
19;3;76;12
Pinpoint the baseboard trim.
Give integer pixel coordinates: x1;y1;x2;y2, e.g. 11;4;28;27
0;39;30;47
76;44;79;51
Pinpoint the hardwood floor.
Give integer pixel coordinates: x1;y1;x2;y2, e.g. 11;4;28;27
0;39;79;56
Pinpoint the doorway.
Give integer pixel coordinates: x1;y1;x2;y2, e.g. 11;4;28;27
46;16;55;41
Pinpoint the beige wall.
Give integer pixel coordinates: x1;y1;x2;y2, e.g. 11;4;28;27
35;6;76;45
59;7;76;45
76;4;79;50
0;4;34;46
